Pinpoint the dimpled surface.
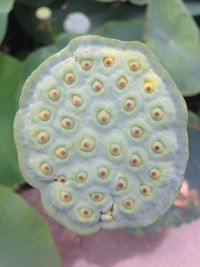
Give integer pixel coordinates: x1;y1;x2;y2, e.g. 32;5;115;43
14;36;188;235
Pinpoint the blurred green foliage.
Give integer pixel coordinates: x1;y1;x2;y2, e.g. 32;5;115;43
1;0;200;264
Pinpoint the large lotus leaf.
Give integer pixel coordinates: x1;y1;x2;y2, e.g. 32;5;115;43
0;0;14;44
92;18;144;41
0;185;60;267
144;0;200;96
14;35;188;235
16;0;54;6
185;0;200;16
95;0;148;5
0;52;24;186
127;126;200;235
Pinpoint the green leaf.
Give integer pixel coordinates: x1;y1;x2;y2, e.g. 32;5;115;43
0;185;60;267
92;18;144;41
144;0;200;96
129;0;149;5
16;0;54;6
0;52;24;186
185;0;200;16
0;0;14;44
127;127;200;235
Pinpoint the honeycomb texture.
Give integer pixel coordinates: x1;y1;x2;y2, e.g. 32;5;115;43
14;35;188;235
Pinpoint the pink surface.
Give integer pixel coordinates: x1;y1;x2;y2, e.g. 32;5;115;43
22;188;200;267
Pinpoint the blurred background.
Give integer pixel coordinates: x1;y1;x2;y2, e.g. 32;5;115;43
0;0;200;267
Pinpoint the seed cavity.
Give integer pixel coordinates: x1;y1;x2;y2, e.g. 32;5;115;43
38;110;51;121
98;166;110;179
144;82;154;94
117;77;127;89
91;80;102;92
55;146;68;159
151;107;164;121
149;168;161;180
103;57;114;67
123;98;135;112
60;190;72;202
40;162;53;175
97;109;111;125
140;185;151;196
56;175;66;183
80;137;96;152
129;60;140;71
48;89;60;101
81;60;93;71
72;95;83;107
61;117;74;129
79;207;93;218
110;143;122;156
90;192;104;202
152;141;165;154
116;178;127;191
122;199;135;209
130;154;142;167
65;72;75;84
36;131;50;144
130;126;144;138
75;171;88;184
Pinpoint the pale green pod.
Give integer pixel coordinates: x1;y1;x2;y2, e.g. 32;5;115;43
14;35;188;235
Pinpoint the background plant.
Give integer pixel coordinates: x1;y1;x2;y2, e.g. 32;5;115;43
0;0;200;266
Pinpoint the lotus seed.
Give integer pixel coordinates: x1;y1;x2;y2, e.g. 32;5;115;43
90;192;104;202
81;60;93;71
61;117;74;129
65;72;75;84
80;137;96;152
151;107;164;121
98;166;110;179
97;109;111;125
129;60;140;71
144;82;155;94
103;57;114;67
152;141;165;154
117;77;127;89
140;185;151;196
60;190;72;202
72;95;83;107
91;80;102;92
130;126;144;138
149;168;161;180
56;175;66;183
123;98;135;111
116;178;127;191
36;131;49;144
40;162;53;175
38;110;51;121
130;154;142;167
55;146;68;159
48;89;60;101
79;208;93;218
123;199;135;209
75;171;88;183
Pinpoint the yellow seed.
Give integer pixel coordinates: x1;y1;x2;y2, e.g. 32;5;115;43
97;109;111;125
48;89;60;101
55;146;68;159
117;77;127;89
38;110;51;121
130;154;142;167
80;137;96;152
149;168;161;180
92;80;102;92
140;185;151;196
122;199;135;209
61;117;74;129
130;126;144;138
123;98;135;111
60;190;72;202
72;95;83;107
144;82;155;94
79;208;93;218
129;60;140;71
40;162;53;175
81;60;93;70
90;192;104;202
103;57;114;67
151;107;164;121
65;72;75;84
36;131;49;144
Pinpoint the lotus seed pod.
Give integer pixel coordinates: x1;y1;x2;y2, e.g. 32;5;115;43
14;36;188;235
